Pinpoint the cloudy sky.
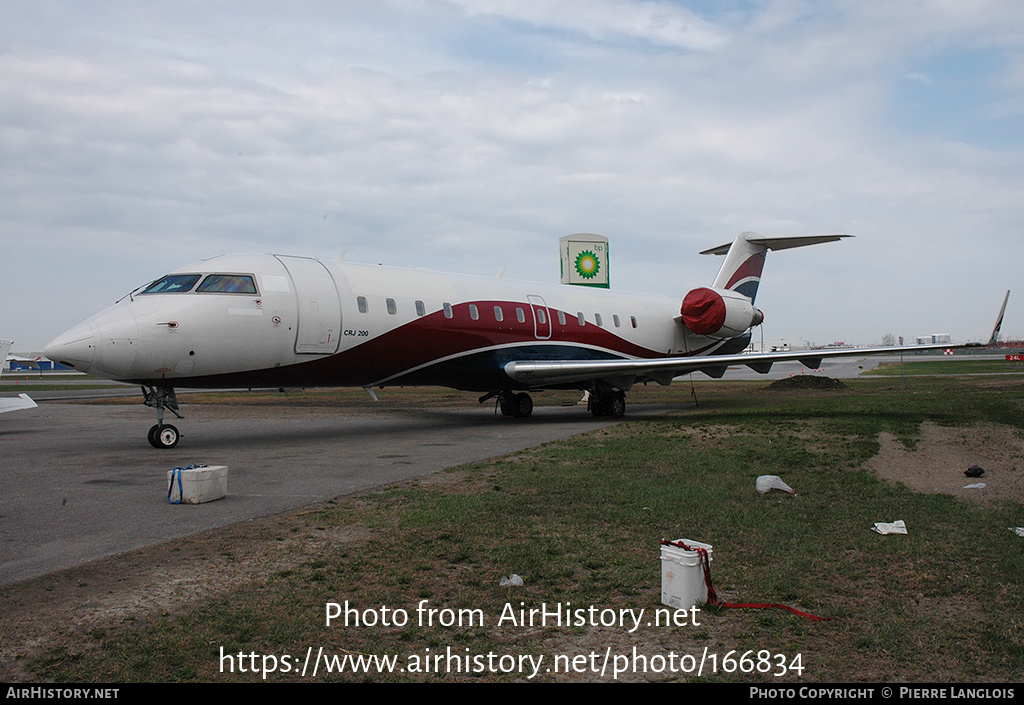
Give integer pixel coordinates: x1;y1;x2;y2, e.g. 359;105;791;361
2;0;1022;351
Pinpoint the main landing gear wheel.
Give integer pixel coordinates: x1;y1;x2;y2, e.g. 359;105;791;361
148;424;180;449
497;391;533;418
590;392;626;418
513;392;533;418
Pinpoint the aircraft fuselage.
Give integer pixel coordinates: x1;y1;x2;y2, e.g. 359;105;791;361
45;253;735;393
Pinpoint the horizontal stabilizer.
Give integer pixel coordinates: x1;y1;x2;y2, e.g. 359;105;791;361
700;233;852;256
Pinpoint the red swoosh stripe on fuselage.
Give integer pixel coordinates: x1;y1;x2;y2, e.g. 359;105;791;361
131;300;725;391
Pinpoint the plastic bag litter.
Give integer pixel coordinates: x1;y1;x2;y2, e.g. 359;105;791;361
756;475;795;494
500;574;524;586
873;520;907;535
963;483;986;489
1010;527;1024;538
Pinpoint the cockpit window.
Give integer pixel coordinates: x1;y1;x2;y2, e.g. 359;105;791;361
196;274;258;294
139;274;202;294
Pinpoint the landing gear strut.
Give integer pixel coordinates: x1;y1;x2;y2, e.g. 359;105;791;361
142;384;183;448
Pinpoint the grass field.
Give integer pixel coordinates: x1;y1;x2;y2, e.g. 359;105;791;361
11;373;1024;683
866;358;1024;376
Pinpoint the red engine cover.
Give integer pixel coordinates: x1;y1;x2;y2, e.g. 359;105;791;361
680;287;726;336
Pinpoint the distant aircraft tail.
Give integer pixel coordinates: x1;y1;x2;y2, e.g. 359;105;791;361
0;340;11;378
701;232;851;303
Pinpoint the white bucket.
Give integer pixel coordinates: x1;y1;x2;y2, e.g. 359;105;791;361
660;539;713;609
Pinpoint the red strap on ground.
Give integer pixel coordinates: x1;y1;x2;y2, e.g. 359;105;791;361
660;539;830;622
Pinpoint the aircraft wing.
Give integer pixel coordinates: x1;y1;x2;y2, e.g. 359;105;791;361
6;355;41;369
503;343;967;389
1;341;41;371
1;340;39;413
0;394;38;414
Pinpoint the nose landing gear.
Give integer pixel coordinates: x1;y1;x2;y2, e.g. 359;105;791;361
143;384;183;448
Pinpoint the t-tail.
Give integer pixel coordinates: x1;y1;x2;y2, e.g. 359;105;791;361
679;232;850;340
702;231;852;303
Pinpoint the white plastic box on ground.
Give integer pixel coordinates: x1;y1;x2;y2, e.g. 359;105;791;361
660;539;713;610
166;465;228;504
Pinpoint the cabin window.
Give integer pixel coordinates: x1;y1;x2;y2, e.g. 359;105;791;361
631;316;638;329
516;307;526;323
494;306;503;322
357;296;368;313
140;274;202;294
443;302;453;319
557;311;566;326
536;309;547;325
415;300;426;317
577;312;585;326
469;304;479;320
386;298;397;315
595;313;603;327
613;314;621;328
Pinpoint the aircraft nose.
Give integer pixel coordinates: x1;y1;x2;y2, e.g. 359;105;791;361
45;305;140;378
45;322;97;372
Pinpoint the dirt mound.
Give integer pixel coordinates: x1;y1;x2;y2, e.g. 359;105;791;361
766;375;847;391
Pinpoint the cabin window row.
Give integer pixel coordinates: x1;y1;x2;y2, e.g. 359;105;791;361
354;297;638;329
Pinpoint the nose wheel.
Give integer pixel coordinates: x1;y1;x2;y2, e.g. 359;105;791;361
142;384;183;449
148;423;180;449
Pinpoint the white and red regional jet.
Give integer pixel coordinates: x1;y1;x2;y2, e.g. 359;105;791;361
44;232;964;448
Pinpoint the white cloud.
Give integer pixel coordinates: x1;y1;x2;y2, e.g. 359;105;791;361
450;0;730;51
2;1;1023;348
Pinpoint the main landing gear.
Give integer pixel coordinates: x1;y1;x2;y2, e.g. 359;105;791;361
499;390;534;417
588;390;626;418
480;390;534;417
142;384;183;449
480;389;627;419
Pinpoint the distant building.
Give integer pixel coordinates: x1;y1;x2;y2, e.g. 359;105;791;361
915;334;951;345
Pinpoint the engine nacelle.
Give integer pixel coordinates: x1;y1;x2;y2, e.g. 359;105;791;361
680;287;764;339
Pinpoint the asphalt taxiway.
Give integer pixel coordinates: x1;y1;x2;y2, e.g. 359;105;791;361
0;353;935;586
0;398;633;586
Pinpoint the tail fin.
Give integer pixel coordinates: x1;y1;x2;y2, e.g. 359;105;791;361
701;232;852;303
0;341;11;378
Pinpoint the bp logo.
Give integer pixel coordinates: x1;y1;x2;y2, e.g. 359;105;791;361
574;250;600;279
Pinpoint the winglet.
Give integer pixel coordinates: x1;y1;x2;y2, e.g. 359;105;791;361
987;290;1010;347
